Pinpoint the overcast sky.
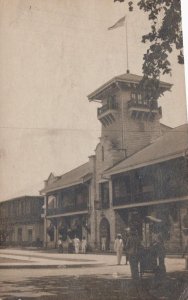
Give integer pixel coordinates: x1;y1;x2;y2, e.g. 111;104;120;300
0;0;187;201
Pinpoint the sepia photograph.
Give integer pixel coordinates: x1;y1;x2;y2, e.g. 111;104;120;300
0;0;188;299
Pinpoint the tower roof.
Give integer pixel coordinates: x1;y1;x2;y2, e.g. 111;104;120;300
88;73;172;101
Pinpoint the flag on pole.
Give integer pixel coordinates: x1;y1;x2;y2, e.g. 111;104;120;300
108;16;126;30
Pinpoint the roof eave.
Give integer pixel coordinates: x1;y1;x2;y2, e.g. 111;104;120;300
104;150;185;177
40;176;92;195
88;77;172;101
88;78;117;101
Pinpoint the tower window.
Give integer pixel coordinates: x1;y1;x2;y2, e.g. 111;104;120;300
102;146;104;161
137;93;142;102
131;92;142;103
100;182;110;209
131;92;136;100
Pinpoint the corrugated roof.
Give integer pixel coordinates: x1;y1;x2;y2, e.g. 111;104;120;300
0;195;43;204
41;162;91;193
88;73;172;100
104;123;188;176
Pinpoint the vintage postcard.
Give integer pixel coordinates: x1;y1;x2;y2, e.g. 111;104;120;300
0;0;188;299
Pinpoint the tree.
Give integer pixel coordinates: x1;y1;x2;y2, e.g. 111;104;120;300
114;0;183;81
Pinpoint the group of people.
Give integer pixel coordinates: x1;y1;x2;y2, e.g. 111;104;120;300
58;228;166;280
114;228;166;280
58;236;87;254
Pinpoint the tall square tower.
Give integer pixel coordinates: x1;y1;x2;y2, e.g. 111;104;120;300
88;73;172;166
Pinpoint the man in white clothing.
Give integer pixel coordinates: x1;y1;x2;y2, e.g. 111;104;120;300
74;236;80;254
101;236;106;251
114;234;124;265
81;236;87;254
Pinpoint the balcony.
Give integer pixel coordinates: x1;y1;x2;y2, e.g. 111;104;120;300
97;102;118;126
134;191;155;203
113;195;132;206
47;203;88;216
113;191;154;207
127;99;162;121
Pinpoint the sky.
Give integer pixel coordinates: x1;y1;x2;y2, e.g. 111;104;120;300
0;0;187;202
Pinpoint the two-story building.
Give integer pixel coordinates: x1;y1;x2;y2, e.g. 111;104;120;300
103;124;188;253
0;196;44;246
41;72;188;253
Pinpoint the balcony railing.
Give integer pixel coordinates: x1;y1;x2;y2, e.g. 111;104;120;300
97;102;118;117
127;99;158;110
113;195;132;206
47;203;88;216
134;191;155;203
113;191;154;206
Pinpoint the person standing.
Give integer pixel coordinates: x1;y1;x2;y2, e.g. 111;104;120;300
74;236;80;254
125;229;141;280
182;234;188;258
57;238;63;253
114;234;124;265
81;236;87;254
101;236;106;251
153;232;166;275
124;228;130;265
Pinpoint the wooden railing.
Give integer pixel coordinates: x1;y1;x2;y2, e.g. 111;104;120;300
113;191;154;206
47;203;88;216
97;102;118;117
127;99;158;110
113;195;132;206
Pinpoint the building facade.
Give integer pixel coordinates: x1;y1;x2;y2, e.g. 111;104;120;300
41;72;188;253
104;130;188;253
0;196;44;246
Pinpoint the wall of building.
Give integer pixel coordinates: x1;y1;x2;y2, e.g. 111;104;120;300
119;90;162;156
112;201;188;253
0;196;44;246
10;223;43;245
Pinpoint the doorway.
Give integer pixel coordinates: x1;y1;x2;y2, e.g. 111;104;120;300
99;217;110;250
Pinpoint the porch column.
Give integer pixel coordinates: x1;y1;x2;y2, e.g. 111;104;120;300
43;195;47;248
109;178;115;250
54;221;58;248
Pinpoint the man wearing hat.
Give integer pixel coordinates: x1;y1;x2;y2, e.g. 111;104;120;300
114;233;124;265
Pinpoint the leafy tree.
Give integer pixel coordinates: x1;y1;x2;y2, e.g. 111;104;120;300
114;0;183;81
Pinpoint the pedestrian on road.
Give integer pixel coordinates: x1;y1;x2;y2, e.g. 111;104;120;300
124;228;130;265
57;238;63;253
101;236;106;251
74;236;80;254
125;229;141;280
152;232;166;276
114;234;124;265
182;235;188;258
81;236;87;254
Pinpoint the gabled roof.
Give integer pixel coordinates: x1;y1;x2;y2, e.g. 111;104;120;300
0;195;43;204
88;73;172;101
41;162;92;194
104;123;188;176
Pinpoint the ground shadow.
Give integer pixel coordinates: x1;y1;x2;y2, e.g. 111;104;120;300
1;270;188;300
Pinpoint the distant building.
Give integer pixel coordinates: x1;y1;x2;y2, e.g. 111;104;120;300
41;73;188;253
0;196;44;246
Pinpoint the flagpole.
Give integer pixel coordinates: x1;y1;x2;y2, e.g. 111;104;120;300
125;18;129;73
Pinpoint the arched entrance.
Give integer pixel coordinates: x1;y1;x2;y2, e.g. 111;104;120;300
99;217;110;250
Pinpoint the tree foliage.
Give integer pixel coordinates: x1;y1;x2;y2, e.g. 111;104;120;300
114;0;183;80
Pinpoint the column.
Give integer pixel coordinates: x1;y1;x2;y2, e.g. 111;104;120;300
43;195;47;248
109;178;116;250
